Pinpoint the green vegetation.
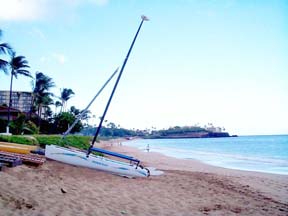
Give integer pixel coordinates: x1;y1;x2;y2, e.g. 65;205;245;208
34;135;91;149
79;125;230;139
9;113;39;135
146;126;230;138
32;71;55;129
0;135;39;145
60;88;75;112
0;134;91;150
53;112;83;134
0;109;83;135
157;126;207;136
81;126;139;138
0;124;231;153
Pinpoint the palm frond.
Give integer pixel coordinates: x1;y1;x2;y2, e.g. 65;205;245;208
55;101;62;107
16;69;32;78
0;43;13;55
61;88;75;101
34;72;55;92
12;55;29;68
10;54;32;79
0;59;9;74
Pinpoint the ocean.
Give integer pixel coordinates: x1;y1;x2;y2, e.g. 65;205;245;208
123;135;288;175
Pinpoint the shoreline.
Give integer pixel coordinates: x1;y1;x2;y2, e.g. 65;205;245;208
119;137;288;176
99;139;288;203
98;139;288;201
104;138;288;176
134;147;288;177
0;139;287;215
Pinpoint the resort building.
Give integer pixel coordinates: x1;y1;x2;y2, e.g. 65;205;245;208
0;105;22;120
0;90;33;113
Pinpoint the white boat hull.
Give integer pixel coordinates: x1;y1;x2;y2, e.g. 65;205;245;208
45;145;149;178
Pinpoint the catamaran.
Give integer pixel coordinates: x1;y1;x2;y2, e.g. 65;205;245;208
45;16;153;178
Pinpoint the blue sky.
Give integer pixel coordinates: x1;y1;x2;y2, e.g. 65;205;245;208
0;0;287;135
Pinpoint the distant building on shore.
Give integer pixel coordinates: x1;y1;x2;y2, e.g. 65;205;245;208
0;90;33;113
206;126;223;133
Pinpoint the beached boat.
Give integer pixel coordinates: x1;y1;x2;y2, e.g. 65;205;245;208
45;144;150;178
45;16;153;178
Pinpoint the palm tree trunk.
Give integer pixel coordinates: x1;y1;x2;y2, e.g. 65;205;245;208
60;100;64;113
38;104;42;130
29;93;35;120
7;71;14;133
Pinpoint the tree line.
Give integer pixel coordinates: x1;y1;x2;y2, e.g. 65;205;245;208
0;29;83;135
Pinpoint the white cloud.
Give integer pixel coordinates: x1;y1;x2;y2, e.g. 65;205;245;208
29;28;47;41
40;53;68;64
88;0;108;6
52;53;68;64
40;56;49;63
0;0;47;21
0;0;109;21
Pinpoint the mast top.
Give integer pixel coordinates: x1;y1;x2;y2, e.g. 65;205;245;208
141;15;149;21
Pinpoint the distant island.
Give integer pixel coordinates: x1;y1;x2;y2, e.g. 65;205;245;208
80;124;237;139
144;126;236;139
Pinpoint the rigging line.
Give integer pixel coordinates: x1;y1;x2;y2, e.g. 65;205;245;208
62;67;119;139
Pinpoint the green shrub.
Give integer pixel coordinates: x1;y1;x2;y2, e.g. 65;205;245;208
34;135;61;147
9;114;26;135
34;135;91;149
64;135;91;149
0;119;7;133
0;135;39;145
25;121;39;134
0;134;92;149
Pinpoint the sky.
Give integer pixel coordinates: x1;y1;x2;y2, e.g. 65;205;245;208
0;0;287;135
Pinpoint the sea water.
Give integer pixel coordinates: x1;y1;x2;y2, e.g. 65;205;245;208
123;135;288;175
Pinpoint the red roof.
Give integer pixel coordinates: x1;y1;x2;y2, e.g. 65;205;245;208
0;106;21;113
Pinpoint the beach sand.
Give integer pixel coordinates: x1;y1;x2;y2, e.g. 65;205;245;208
0;140;287;216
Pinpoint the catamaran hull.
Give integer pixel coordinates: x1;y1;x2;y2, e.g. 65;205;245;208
45;145;149;178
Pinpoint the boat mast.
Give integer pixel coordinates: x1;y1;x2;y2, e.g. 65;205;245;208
88;15;149;155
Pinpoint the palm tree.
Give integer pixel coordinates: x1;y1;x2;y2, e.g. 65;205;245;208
32;72;55;127
41;95;54;120
36;92;53;119
60;88;75;112
6;52;32;133
54;101;62;114
0;29;13;75
33;72;55;94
